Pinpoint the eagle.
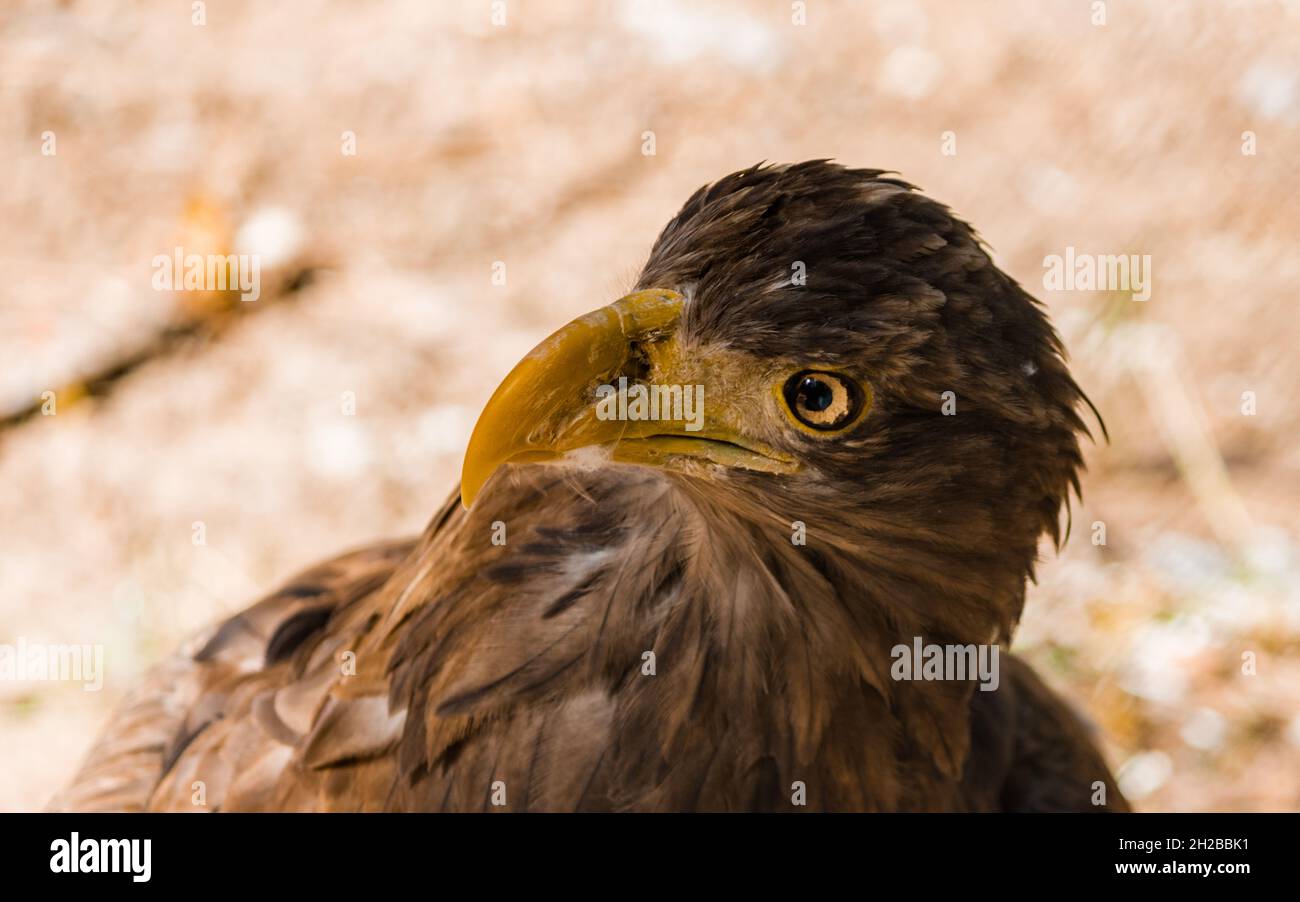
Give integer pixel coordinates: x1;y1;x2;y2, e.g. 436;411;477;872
55;161;1127;812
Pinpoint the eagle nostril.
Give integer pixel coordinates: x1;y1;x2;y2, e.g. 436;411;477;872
621;341;654;384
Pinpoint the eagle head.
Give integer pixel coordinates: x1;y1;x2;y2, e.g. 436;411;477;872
463;161;1095;644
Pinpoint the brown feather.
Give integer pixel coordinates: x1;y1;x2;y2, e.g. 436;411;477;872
54;162;1125;812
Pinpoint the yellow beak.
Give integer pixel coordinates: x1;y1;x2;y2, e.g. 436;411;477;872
460;288;798;508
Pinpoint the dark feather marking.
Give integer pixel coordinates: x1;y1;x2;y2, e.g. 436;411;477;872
264;605;334;667
279;583;329;599
522;713;548;811
160;715;219;777
436;774;456;810
573;746;609;811
541;573;601;619
430;490;460;535
434;620;585;717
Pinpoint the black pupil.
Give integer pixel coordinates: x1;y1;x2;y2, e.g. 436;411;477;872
799;377;834;412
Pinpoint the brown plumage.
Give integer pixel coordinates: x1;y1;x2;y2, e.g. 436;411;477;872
55;161;1127;812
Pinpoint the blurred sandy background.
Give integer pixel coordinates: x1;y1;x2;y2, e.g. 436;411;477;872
2;0;1298;811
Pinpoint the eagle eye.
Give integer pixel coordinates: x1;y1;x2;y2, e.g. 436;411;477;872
781;371;865;432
